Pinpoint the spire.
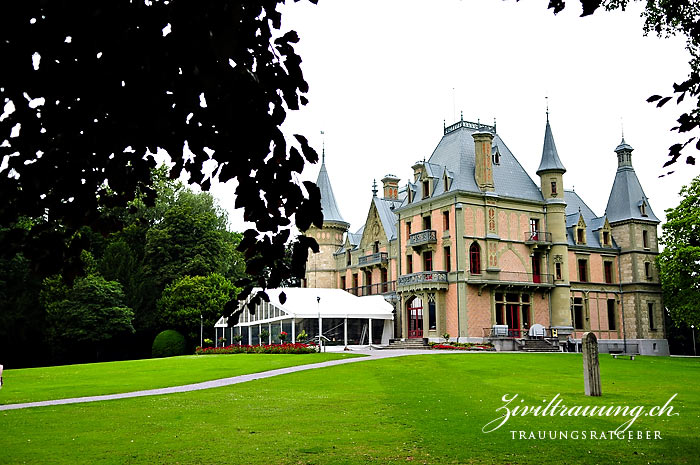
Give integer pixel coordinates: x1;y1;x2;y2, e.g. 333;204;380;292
536;116;566;175
315;154;348;226
320;130;325;164
372;179;378;197
605;136;659;224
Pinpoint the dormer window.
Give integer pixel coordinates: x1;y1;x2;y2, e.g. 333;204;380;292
577;228;585;244
492;145;500;165
422;180;430;198
602;231;610;246
346;250;351;266
640;199;648;217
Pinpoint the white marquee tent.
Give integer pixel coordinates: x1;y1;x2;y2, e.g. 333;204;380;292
214;288;394;347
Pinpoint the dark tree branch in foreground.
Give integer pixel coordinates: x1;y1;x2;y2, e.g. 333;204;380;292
0;1;322;312
536;0;700;172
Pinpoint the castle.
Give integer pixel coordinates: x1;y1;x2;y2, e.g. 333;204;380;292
303;115;668;355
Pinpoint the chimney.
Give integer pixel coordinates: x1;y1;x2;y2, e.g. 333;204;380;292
473;131;495;191
381;174;400;200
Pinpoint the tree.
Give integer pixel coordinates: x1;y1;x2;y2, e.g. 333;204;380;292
41;273;135;362
540;0;700;170
157;273;237;343
0;1;322;293
658;176;700;328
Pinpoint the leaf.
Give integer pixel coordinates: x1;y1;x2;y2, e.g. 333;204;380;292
279;291;287;305
647;95;663;103
656;96;672;107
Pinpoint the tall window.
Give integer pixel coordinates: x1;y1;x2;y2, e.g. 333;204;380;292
578;259;588;282
607;299;616;331
422;180;430;198
551;181;558;195
643;230;649;249
572;297;585;330
406;221;412;236
577;228;585;244
423;251;433;272
406;255;413;274
494;292;531;336
352;273;358;288
603;231;610;246
428;294;437;330
470;242;481;274
381;268;388;292
529;218;539;240
555;262;562;281
648;302;656;330
340;276;346;290
604;261;614;284
423;215;432;230
443;211;450;232
346;250;351;266
645;262;652;280
444;246;451;272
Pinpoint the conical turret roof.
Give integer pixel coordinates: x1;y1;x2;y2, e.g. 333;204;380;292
316;159;348;226
536;119;567;175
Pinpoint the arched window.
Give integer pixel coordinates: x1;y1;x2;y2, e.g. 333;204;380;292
470;242;481;274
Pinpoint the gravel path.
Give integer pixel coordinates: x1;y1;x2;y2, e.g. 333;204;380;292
0;349;456;411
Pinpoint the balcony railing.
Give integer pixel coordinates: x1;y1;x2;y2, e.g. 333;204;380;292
524;230;552;244
344;281;396;296
482;327;558;339
358;252;389;267
408;229;437;247
469;270;554;285
398;271;448;287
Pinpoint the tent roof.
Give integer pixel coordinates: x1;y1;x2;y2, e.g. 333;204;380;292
220;288;394;326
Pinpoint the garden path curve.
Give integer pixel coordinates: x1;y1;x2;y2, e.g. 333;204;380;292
0;349;480;411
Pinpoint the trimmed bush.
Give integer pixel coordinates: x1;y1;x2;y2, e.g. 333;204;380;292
152;330;187;358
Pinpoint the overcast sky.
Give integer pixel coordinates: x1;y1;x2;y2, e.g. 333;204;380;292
211;0;697;234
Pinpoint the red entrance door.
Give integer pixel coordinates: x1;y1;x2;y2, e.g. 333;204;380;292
506;304;521;338
407;299;423;338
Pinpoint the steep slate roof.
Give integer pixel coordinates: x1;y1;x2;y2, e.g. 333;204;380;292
316;160;348;225
605;140;659;223
565;190;616;249
403;122;543;204
536;119;567;174
374;197;401;241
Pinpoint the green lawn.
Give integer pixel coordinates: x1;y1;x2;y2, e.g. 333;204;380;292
0;353;360;405
1;353;698;464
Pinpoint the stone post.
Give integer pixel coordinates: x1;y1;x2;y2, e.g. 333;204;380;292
582;332;601;396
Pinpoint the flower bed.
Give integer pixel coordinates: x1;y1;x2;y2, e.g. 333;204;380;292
430;342;495;351
195;343;317;355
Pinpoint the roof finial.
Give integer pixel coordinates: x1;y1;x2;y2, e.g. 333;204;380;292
372;179;378;197
621;117;625;143
493;117;497;133
320;130;325;164
460;110;463;122
545;96;549;123
443;119;446;131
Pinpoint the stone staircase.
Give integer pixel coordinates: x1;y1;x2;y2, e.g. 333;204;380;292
385;338;430;350
519;339;560;353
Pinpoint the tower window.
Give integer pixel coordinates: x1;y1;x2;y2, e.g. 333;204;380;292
645;262;652;280
642;230;649;249
444;246;451;272
346;250;351;266
555;262;562;281
470;242;481;274
551;181;558;196
373;241;379;254
648;302;656;330
443;211;450;232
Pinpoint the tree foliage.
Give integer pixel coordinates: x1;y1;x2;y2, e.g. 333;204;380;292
157;273;238;343
0;0;322;294
539;0;700;170
41;273;135;360
658;176;700;328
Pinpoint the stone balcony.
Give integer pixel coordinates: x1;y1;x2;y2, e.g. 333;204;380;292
358;252;389;267
467;270;554;294
397;270;448;291
408;229;437;249
524;230;552;247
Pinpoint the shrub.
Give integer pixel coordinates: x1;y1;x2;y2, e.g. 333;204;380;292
152;329;187;358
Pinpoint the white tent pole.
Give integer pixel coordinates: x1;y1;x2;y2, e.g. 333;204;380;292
248;325;252;345
259;323;262;346
369;318;373;350
291;317;296;343
268;322;272;345
344;317;348;349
